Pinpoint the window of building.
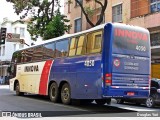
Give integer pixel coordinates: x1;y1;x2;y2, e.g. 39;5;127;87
74;18;82;33
43;42;55;59
150;0;160;13
55;39;69;57
150;32;160;46
75;0;82;6
20;27;25;37
112;4;122;22
86;31;102;54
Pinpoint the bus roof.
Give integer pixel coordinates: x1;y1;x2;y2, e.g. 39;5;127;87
15;23;106;52
37;23;106;44
15;22;148;52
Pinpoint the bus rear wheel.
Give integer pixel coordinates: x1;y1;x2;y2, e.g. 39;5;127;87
49;82;59;103
15;82;24;96
95;99;106;105
61;83;71;105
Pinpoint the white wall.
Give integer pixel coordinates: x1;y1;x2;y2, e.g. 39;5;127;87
0;20;34;61
11;22;33;47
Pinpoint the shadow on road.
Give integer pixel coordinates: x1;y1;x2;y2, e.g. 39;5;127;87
20;94;135;113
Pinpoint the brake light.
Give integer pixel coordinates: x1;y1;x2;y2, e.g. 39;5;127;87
157;89;160;93
105;73;112;86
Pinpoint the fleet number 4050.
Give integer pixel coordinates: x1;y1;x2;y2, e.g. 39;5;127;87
84;60;95;67
136;45;146;51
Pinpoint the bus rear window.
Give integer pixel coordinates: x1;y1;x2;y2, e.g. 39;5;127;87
113;27;149;55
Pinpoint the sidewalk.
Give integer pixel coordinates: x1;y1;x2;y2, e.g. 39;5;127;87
0;85;9;89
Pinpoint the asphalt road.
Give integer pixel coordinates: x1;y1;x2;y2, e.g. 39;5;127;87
0;85;159;117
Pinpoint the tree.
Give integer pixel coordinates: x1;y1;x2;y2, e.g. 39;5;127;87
6;0;71;40
74;0;108;27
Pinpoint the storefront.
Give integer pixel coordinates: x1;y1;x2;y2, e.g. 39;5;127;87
0;61;10;76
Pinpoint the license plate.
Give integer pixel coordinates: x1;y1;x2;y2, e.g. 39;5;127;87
127;92;135;96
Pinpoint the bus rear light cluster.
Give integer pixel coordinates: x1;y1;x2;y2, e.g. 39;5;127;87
105;73;112;86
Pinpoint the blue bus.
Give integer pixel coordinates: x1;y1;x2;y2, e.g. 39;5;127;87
9;23;151;105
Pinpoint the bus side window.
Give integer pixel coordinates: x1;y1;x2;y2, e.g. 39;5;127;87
17;51;22;63
43;42;55;59
33;46;44;62
86;31;102;54
24;48;34;62
12;52;18;63
69;37;77;56
56;39;69;58
76;35;86;55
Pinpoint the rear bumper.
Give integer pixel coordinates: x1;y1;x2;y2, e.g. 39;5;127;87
102;87;149;99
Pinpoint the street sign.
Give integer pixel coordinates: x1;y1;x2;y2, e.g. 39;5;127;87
6;33;20;42
19;39;25;44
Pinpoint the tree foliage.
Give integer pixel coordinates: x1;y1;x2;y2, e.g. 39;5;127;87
74;0;108;27
6;0;71;41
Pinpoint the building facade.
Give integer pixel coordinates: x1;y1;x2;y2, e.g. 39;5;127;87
0;18;34;77
64;0;131;33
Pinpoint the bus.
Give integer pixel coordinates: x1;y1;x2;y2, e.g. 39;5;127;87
9;23;151;105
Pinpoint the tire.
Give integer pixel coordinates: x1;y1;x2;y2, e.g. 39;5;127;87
49;82;59;103
15;82;24;96
145;96;155;108
116;99;124;104
61;83;71;105
95;99;106;105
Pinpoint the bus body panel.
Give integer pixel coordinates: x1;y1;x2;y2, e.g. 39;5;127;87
49;54;102;99
16;62;46;94
102;23;150;98
112;54;150;75
15;61;53;94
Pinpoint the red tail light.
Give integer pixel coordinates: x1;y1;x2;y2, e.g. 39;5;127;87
105;73;112;86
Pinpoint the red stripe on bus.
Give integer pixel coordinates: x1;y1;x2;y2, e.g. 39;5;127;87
39;60;53;95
